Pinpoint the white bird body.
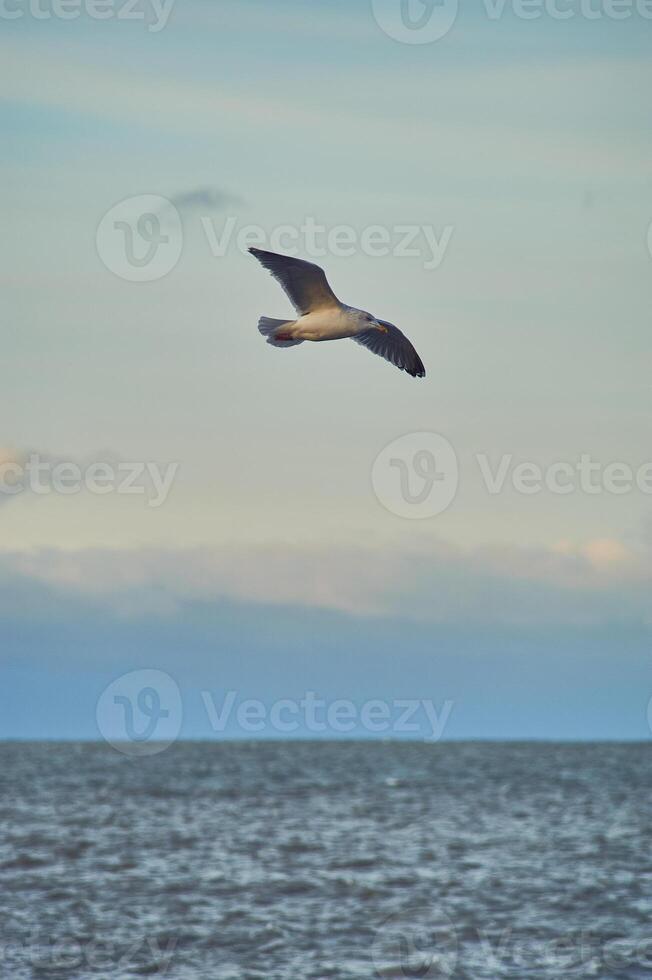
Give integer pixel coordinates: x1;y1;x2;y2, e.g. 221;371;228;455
249;248;425;378
288;307;361;342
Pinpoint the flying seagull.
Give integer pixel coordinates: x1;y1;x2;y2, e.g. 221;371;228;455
249;248;426;379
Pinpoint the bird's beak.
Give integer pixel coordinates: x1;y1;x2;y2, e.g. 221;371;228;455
374;321;389;334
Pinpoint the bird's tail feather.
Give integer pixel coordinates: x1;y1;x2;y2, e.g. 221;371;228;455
257;316;303;348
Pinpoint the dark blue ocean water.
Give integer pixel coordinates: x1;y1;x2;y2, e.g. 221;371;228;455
0;741;651;979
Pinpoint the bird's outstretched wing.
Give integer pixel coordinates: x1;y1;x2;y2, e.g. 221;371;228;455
249;248;340;315
353;320;426;378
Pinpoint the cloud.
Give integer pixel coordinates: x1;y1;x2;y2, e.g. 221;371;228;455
553;537;631;569
2;542;651;740
168;187;244;214
2;532;651;627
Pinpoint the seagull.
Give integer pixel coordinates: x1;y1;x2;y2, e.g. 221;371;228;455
249;248;426;379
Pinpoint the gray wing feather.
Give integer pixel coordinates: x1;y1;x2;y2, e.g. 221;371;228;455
249;248;339;315
353;321;426;378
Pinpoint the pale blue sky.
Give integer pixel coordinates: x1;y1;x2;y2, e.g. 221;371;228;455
2;0;651;737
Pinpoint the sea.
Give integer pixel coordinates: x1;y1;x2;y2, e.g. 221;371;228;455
0;741;650;979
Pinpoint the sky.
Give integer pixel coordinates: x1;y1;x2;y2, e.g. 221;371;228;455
2;0;652;740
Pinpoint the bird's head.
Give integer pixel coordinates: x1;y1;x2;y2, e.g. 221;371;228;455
356;310;389;333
